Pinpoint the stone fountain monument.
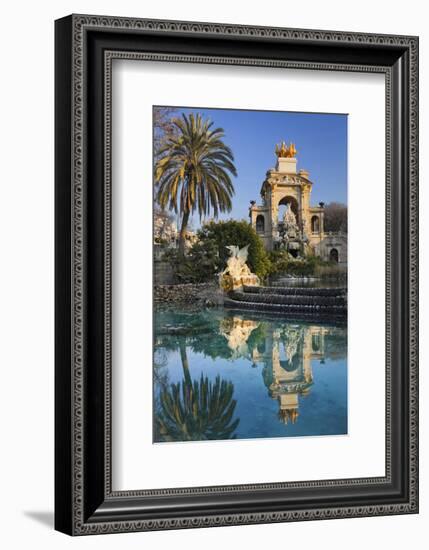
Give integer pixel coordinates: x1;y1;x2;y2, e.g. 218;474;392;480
277;203;303;256
219;245;260;292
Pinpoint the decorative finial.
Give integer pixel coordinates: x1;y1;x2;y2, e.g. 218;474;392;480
275;141;298;158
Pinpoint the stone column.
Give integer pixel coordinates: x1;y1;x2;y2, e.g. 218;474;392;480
270;188;278;246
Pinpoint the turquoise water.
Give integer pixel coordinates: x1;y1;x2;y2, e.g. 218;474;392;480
153;308;347;443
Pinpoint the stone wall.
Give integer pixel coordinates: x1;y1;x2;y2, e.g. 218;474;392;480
316;232;348;265
154;260;175;285
154;283;223;307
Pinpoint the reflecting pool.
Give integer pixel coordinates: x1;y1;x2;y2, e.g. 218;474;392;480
153;308;347;443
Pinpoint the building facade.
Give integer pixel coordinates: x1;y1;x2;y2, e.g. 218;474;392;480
249;142;347;265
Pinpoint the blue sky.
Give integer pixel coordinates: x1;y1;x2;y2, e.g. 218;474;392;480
157;106;347;229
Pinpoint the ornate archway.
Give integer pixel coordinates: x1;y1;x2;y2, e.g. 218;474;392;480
255;214;265;234
329;248;339;263
311;215;320;233
278;196;299;225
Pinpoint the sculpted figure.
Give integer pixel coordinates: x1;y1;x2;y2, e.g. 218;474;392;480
283;203;298;228
222;245;252;279
219;244;260;291
275;141;298;158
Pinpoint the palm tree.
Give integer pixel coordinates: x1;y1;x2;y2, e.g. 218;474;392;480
154;113;237;255
155;340;240;442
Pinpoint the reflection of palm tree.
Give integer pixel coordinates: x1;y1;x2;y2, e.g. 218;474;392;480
155;341;239;441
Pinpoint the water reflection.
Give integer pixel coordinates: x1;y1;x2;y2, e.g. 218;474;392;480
154;309;347;442
154;325;240;442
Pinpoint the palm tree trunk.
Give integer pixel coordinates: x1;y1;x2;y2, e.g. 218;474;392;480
178;210;190;257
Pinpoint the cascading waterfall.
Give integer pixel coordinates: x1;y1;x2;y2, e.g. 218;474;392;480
224;285;347;322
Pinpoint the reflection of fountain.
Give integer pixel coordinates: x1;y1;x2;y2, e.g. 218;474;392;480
217;313;338;425
280;325;302;364
219;316;260;357
266;325;311;424
254;323;334;424
278;394;299;424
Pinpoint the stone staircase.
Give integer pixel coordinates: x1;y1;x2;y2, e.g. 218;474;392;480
224;285;347;322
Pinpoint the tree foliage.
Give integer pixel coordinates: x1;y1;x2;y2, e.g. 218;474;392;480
154;113;237;255
323;202;348;233
163;219;271;283
162;238;221;283
153;106;178;156
153;206;176;245
268;251;333;276
197;220;271;279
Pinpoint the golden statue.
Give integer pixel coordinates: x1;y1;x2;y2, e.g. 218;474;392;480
278;408;299;425
275;140;297;158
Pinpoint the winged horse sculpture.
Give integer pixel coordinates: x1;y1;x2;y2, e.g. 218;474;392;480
222;245;251;279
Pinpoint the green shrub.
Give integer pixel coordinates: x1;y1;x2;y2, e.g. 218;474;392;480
268;251;336;277
267;250;290;275
162;240;221;283
197;220;271;279
161;219;271;284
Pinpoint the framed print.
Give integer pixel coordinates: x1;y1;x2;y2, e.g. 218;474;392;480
55;14;418;535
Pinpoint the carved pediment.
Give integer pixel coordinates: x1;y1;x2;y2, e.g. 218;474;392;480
266;174;306;187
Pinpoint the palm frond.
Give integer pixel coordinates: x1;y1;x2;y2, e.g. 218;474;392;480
154;113;237;223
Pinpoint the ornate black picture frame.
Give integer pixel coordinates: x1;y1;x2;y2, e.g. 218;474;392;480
55;14;418;535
